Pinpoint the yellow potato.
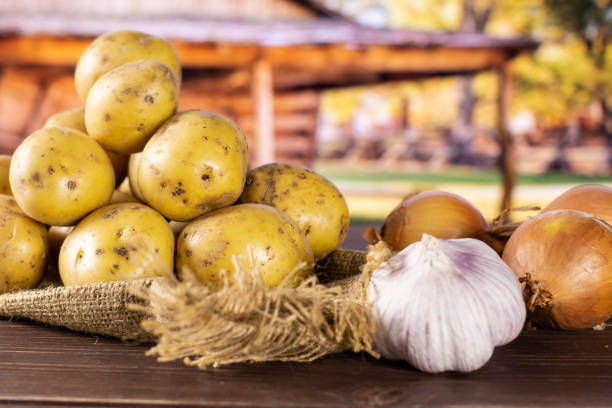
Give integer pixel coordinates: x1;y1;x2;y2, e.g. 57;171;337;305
0;154;11;195
117;176;131;195
127;153;145;202
240;163;349;259
44;107;129;185
176;203;314;290
44;107;87;133
75;30;181;101
0;195;47;293
137;110;249;221
85;60;178;155
109;188;139;204
48;225;74;263
9;127;115;226
59;202;174;286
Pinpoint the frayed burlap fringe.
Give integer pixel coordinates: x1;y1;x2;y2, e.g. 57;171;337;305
129;253;378;368
0;249;369;348
0;279;157;342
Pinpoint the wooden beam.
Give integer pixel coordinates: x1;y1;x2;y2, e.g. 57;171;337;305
497;62;515;212
0;35;513;75
178;89;319;116
252;59;275;166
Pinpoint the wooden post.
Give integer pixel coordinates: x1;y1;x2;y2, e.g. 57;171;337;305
497;62;515;212
252;58;275;166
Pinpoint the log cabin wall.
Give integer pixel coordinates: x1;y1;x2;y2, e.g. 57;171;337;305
0;64;319;167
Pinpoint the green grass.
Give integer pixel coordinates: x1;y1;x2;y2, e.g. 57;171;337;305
320;169;612;185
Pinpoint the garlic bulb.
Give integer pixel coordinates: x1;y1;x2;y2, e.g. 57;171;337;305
368;234;525;373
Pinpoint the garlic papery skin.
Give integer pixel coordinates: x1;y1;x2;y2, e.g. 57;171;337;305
368;234;526;373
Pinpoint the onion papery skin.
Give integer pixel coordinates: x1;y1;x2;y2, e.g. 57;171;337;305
369;235;525;373
381;191;489;251
502;210;612;330
541;184;612;225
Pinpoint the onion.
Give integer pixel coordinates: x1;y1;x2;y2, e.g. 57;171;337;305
379;191;490;251
541;184;612;224
502;210;612;330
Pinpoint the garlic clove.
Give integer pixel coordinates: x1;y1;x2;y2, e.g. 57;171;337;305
368;234;525;373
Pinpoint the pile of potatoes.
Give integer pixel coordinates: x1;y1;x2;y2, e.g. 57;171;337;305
0;31;350;294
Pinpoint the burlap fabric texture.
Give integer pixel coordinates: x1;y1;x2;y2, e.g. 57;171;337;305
0;248;386;367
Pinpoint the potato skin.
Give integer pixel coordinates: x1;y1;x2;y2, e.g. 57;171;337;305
0;195;47;294
176;203;314;290
240;163;349;259
9;127;115;226
137;110;249;221
58;202;174;286
127;153;146;202
0;155;11;195
75;30;181;101
44;107;87;133
85;60;178;155
44;108;129;185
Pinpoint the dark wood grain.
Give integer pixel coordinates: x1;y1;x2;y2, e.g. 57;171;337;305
1;222;611;407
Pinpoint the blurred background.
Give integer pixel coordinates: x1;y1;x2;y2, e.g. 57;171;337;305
0;0;610;221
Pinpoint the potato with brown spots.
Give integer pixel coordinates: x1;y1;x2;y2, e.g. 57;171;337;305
44;107;129;186
0;195;47;294
58;202;174;286
9;127;115;226
137;110;249;221
0;155;11;195
75;30;181;101
239;163;349;260
177;203;313;290
85;60;179;155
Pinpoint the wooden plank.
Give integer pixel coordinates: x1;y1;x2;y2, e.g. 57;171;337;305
251;59;275;166
0;222;612;408
0;35;512;74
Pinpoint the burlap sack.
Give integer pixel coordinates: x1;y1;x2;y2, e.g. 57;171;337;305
0;249;372;354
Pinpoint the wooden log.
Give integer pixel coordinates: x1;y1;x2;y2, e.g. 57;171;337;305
275;134;313;155
236;112;317;135
0;67;45;135
178;88;319;116
28;74;81;134
0;130;24;154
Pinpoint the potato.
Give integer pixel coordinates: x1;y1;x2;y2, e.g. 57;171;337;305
9;127;115;226
75;30;181;101
177;203;313;290
0;194;47;294
137;110;249;221
44;107;129;185
0;155;11;195
59;202;174;286
48;225;74;262
44;107;87;133
85;60;179;155
117;176;131;195
127;153;146;202
240;163;349;260
109;188;139;204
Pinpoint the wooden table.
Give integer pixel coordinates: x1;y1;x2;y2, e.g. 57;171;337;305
1;222;612;407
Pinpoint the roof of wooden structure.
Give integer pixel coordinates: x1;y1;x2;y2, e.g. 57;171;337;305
0;0;538;79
